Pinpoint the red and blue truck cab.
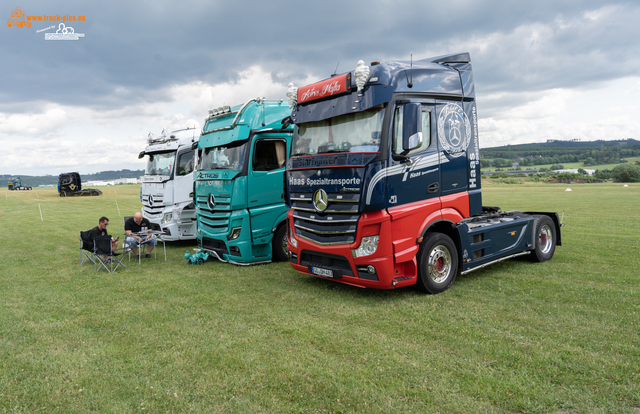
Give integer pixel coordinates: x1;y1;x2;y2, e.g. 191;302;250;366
284;53;561;293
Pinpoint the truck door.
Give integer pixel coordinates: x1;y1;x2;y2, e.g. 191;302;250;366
246;132;291;242
386;101;440;206
436;100;470;196
174;148;196;204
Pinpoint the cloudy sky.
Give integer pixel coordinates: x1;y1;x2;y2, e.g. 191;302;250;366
2;0;639;176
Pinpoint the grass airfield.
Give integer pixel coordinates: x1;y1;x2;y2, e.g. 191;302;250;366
1;183;639;413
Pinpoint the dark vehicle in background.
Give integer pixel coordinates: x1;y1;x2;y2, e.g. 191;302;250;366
58;172;102;196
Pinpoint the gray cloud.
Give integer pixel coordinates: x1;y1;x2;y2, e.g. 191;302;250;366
2;0;639;175
4;1;639;111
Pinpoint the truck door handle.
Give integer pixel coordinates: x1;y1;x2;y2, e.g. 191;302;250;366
427;183;439;193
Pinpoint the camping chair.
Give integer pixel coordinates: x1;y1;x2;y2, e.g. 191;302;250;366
122;216;133;261
93;235;126;273
79;230;97;265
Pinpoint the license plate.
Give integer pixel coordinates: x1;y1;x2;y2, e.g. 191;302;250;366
311;267;333;278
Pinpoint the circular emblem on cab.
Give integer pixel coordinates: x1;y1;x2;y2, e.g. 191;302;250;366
437;102;471;158
313;189;328;213
208;193;216;210
149;195;154;206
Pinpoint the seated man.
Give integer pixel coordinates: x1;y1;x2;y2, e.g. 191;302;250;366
124;212;156;259
89;216;119;261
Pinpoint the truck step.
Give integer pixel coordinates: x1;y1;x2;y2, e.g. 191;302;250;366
460;251;530;275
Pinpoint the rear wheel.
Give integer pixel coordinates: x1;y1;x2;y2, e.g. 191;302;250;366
529;215;556;262
272;224;288;262
416;233;458;294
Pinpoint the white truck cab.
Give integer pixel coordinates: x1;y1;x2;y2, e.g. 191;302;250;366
139;127;198;240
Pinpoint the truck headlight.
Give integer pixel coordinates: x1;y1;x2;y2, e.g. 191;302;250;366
288;223;298;248
173;207;182;221
161;212;173;224
352;235;379;257
227;227;242;241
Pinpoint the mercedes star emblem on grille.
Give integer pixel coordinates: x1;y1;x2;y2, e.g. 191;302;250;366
149;195;154;206
208;193;216;210
313;189;328;213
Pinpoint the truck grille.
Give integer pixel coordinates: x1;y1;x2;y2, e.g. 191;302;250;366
142;195;164;217
196;194;232;234
199;237;228;257
290;192;359;245
300;250;354;277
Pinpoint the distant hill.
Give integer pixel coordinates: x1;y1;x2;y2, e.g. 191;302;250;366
79;169;144;181
482;138;640;152
480;139;640;167
1;170;144;188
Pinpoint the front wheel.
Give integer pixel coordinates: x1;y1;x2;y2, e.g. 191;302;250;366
272;225;288;262
416;233;458;294
529;215;557;262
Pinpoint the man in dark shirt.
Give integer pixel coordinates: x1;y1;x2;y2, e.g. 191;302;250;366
89;216;119;259
124;212;157;259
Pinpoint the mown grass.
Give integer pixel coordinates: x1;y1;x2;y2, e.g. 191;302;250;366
482;157;640;172
1;184;639;413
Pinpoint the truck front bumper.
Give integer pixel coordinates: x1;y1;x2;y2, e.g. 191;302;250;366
197;209;272;265
159;220;197;241
286;210;418;289
144;206;197;241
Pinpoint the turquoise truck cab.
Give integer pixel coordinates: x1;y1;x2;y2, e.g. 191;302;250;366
195;98;293;264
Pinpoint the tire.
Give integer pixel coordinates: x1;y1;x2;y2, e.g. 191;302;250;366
529;215;556;262
272;224;288;262
196;259;204;265
416;233;458;294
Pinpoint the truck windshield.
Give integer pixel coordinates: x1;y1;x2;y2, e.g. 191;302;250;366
292;104;385;155
198;140;247;170
146;151;175;176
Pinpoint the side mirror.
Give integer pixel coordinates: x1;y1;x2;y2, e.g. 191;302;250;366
402;103;422;152
138;151;145;159
281;116;292;129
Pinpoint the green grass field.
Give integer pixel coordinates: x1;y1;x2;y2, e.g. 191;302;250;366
1;184;639;413
482;157;640;172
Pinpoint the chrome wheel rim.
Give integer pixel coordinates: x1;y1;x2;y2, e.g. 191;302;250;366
428;245;451;283
282;233;288;255
539;224;553;254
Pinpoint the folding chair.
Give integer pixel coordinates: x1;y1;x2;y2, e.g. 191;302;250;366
122;216;133;261
93;235;127;273
79;230;97;265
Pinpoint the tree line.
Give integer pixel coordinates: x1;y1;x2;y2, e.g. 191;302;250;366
481;142;640;167
1;170;144;188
